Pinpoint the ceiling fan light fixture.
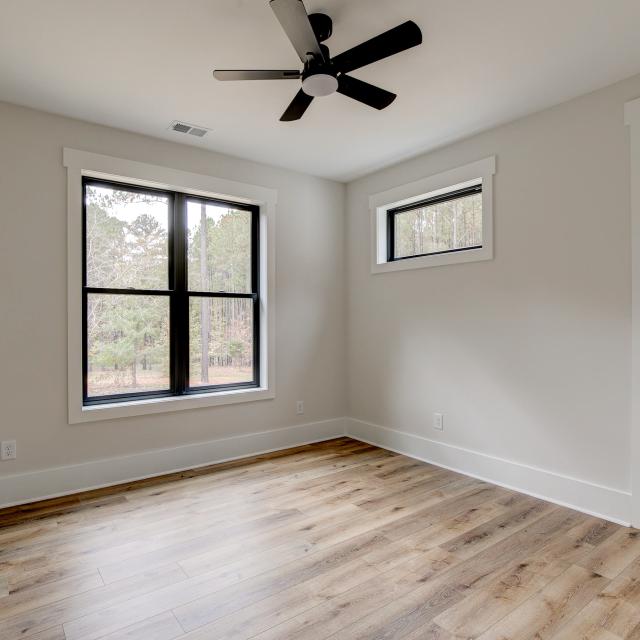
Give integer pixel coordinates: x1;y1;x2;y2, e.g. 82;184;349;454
301;72;338;97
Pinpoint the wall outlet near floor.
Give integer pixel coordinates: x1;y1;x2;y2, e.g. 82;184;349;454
296;400;304;415
433;413;444;431
1;440;16;460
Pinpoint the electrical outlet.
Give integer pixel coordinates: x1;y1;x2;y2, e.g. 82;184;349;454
1;440;16;460
433;413;444;432
296;400;304;415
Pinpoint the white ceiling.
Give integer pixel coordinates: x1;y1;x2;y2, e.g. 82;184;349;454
2;0;640;181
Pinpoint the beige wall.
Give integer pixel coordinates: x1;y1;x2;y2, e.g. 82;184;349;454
0;101;346;474
346;74;640;494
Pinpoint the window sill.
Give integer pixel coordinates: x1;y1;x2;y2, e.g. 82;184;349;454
70;386;275;424
373;245;493;274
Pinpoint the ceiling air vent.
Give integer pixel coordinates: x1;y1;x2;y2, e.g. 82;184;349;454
168;121;210;137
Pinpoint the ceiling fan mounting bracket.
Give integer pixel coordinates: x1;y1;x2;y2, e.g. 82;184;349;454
308;13;332;43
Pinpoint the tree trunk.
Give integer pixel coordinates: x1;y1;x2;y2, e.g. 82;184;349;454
200;205;210;384
452;205;458;249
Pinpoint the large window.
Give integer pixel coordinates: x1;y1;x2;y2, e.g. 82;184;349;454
387;184;482;261
83;178;259;405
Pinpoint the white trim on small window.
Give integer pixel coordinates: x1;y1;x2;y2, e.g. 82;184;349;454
64;148;277;423
369;156;496;274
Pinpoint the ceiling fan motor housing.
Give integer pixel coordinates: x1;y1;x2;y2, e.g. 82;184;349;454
302;42;338;97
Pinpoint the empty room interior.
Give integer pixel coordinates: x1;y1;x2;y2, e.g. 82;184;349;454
3;1;640;638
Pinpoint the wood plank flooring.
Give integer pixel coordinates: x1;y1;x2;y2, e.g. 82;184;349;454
1;437;638;640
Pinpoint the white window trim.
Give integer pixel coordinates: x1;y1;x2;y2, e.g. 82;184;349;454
64;148;277;424
369;156;496;274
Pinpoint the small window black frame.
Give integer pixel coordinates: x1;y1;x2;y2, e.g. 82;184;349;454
82;177;260;406
387;183;483;262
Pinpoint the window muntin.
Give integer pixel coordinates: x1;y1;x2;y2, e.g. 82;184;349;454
82;178;259;405
388;184;482;261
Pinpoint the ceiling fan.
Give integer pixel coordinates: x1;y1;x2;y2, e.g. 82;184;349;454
213;0;422;121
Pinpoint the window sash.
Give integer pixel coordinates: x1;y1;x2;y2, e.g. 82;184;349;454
387;184;483;262
82;177;260;405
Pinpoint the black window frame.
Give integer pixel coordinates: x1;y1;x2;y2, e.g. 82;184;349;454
82;177;260;406
387;183;483;262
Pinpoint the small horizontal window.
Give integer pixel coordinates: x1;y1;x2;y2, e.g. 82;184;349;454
387;184;482;262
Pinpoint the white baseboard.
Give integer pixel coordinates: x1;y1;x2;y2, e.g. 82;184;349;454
2;416;632;527
0;418;347;509
346;418;632;526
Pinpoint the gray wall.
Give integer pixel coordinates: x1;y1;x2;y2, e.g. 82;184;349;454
346;74;640;493
0;101;346;473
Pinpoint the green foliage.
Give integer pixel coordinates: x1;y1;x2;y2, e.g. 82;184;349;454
188;209;252;292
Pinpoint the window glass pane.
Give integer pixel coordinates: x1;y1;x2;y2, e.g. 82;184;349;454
187;200;252;293
86;184;169;289
394;191;482;259
189;297;254;387
87;294;170;397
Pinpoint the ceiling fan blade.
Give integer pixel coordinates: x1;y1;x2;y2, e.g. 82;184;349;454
337;74;396;110
270;0;324;64
213;70;301;81
280;89;314;121
331;21;422;74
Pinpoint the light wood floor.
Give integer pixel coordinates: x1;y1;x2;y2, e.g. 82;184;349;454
1;438;639;640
